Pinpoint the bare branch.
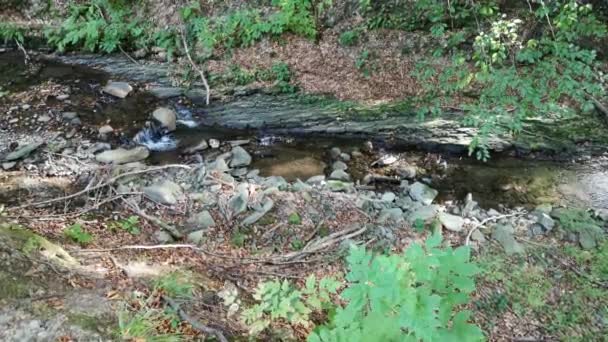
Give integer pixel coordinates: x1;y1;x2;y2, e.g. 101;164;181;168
180;29;210;105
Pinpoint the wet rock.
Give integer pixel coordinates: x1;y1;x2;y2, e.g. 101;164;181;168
2;162;16;170
62;112;78;121
95;146;149;164
409;182;438;205
89;142;112;154
144;181;183;205
149;87;182;99
37;114;52;123
185;89;208;104
492;224;524;255
98;125;114;136
230;146;252;167
184;139;208;154
152;107;177;131
209;139;220;149
242;198;274;225
102;81;132;98
332;161;348;171
407;205;439;223
329;169;350;181
438;212;465;232
326;180;354;192
330;147;341;159
5;141;43;161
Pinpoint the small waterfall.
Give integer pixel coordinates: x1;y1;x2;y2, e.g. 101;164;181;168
175;105;199;128
133;121;178;151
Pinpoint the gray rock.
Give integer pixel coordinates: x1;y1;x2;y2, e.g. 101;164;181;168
396;163;417;179
37;114;52;123
56;94;70;101
330;147;341;159
534;212;555;231
409;182;438;205
438;212;465;232
144;181;183;205
371;154;397;167
329;169;350;181
262;176;288;190
208;158;230;173
149;87;183;99
231;168;248;177
5;141;43;161
243;198;274;225
292;179;312;192
394;196;415;209
326;180;354;192
184;139;209;154
95;147;149;164
378;208;404;223
530;224;544;236
209;139;220;149
190;191;218;207
102;81;133;98
351;150;363;158
407;205;439;223
187;230;205;244
339;153;351;162
471;229;486;243
152;107;177;131
2;162;16;170
535;203;553;214
230;146;252;167
154;230;174;243
188;210;216;229
462;193;478;217
381;192;396;203
98;125;114;135
332;161;348;171
62;112;78;121
228;190;249;216
306;175;326;186
492;224;524;255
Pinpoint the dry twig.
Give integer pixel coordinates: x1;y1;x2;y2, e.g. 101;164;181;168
180;29;210;105
465;212;525;246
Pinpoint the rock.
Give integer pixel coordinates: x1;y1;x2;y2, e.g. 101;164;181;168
492;224;524;255
330;147;341;159
534;212;555;231
230;146;252;167
184;139;208;154
144;181;183;205
5;141;43;161
37;114;52;123
530;224;544;236
462;193;478;217
332;161;348;171
208;158;230;173
262;176;288;190
149;87;182;99
190;191;218;207
8;118;18;124
535;203;553;214
339;153;351;162
409;182;438;205
2;162;16;170
242;198;274;225
62;112;78;121
381;192;396;203
154;230;174;243
152;107;177;131
378;208;404;223
209;139;220;149
95;147;149;164
98;125;114;135
231;168;248;177
438;212;465;232
188;210;216;229
363;141;374;153
351;150;363;158
394;196;415;209
396;163;417;179
228;189;249;215
329;169;350;181
471;229;486;243
56;94;70;101
187;230;205;244
306;175;326;186
326;180;354;192
292;179;312;192
89;142;112;154
21;104;31;110
407;205;439;223
371;154;398;167
133;48;148;58
102;81;133;98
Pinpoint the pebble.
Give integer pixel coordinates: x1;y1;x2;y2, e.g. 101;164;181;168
37;115;52;123
56;94;70;101
209;139;220;149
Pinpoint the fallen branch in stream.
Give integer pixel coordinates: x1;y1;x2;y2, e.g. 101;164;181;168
162;295;229;342
15;39;30;65
10;164;191;211
465;212;525;246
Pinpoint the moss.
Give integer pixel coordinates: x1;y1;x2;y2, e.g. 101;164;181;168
0;270;30;300
68;313;106;333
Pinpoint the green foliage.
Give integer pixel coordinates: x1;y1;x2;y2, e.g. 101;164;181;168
154;272;193;298
46;0;151;53
338;29;359;46
231;231;247;247
355;50;373;77
64;223;93;245
242;235;482;341
271;62;297;93
110;215;141;235
0;23;25;44
22;236;42;255
288;212;302;225
117;305;181;341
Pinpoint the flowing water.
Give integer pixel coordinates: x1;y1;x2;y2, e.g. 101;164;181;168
1;52;607;210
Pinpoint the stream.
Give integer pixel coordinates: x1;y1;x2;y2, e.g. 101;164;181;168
1;51;607;211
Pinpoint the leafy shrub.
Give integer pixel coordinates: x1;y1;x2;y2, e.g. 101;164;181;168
0;23;25;44
242;234;483;341
338;29;359;46
110;215;141;235
64;223;93;245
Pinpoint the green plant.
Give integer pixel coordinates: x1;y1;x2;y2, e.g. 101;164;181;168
64;223;93;245
22;236;42;255
111;215;141;235
339;29;359;46
118;305;181;342
288;212;302;225
0;23;25;45
355;50;373;77
231;231;247;247
154;272;193;298
271;62;297;93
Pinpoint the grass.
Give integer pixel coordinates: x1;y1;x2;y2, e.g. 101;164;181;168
475;240;608;340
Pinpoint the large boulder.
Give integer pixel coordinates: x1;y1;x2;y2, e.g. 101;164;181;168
438;212;465;232
230;146;252;167
95;147;149;164
4;141;43;161
102;81;132;98
144;181;183;205
152;107;177;131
